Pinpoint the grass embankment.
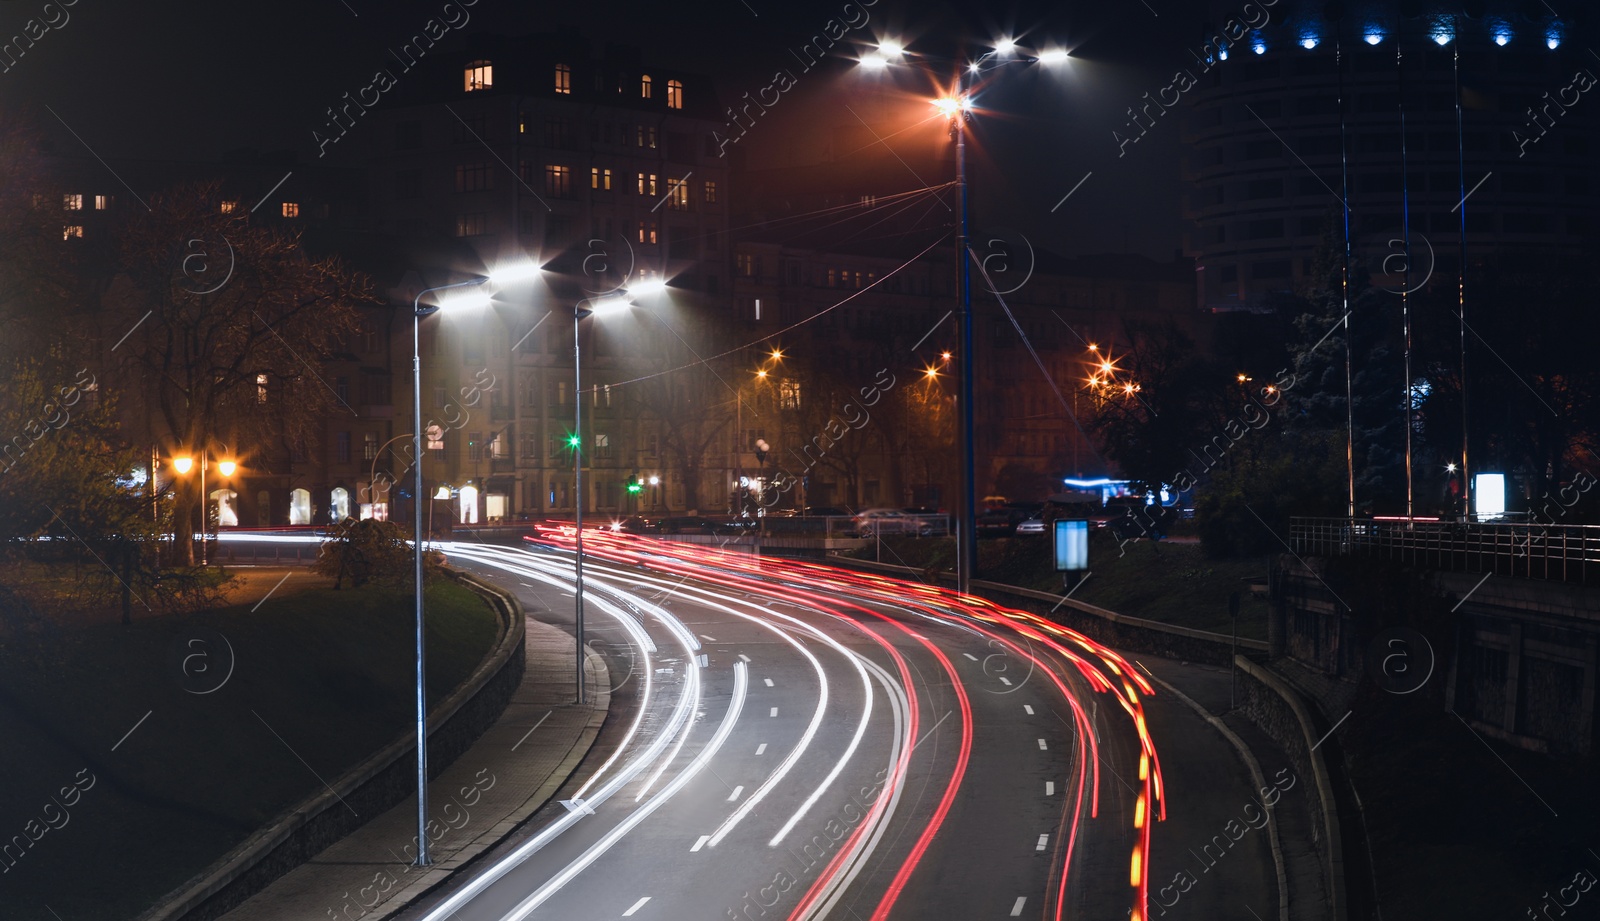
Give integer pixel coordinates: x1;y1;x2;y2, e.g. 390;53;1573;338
0;577;499;921
854;531;1272;640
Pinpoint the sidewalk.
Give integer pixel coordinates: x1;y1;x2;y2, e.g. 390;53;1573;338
1137;657;1330;921
218;616;609;921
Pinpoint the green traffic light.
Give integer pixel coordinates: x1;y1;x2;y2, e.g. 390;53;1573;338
568;435;580;447
627;484;642;494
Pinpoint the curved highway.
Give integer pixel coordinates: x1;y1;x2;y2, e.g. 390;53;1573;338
395;530;1170;921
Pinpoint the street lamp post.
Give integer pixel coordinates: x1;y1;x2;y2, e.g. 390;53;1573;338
572;301;590;706
409;277;487;867
874;40;1065;595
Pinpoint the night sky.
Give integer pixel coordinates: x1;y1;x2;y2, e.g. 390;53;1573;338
0;0;1211;260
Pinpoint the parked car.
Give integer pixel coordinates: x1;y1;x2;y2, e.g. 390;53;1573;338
1015;514;1048;536
852;508;928;536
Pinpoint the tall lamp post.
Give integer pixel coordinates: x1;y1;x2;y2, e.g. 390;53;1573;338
406;262;537;866
866;39;1067;595
570;279;660;704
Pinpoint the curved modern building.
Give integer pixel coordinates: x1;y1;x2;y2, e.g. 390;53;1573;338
1181;1;1594;311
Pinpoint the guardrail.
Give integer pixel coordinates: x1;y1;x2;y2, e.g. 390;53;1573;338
1290;516;1600;585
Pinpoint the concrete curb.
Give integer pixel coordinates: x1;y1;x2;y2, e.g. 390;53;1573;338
138;569;525;921
1142;672;1290;921
1236;656;1348;921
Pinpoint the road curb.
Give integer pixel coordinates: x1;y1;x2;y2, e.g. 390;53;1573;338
1140;670;1290;921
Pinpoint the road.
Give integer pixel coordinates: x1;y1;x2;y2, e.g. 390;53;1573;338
215;529;1277;920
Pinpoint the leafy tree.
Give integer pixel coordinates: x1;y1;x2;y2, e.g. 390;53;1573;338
314;518;443;590
108;182;375;562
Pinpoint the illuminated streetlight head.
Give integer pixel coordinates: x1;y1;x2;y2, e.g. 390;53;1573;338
933;97;964;117
994;37;1017;56
925;366;939;379
1088;343;1099;351
878;39;903;57
859;53;889;69
1100;361;1114;373
628;274;667;297
218;460;237;477
1037;48;1069;64
447;289;494;312
488;261;542;285
941;351;952;361
589;294;633;316
1446;462;1459;474
756;369;768;379
648;475;660;486
770;349;783;361
172;456;194;475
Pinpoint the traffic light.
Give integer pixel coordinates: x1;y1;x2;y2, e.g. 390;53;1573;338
626;474;642;495
567;434;580;449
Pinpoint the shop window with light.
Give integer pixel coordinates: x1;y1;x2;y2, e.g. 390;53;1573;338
667;79;683;109
554;63;572;94
289;488;312;525
282;202;300;218
62;225;83;241
636;172;657;196
464;59;493;92
637;221;657;244
95;195;111;210
591;167;612;190
63;194;83;211
331;487;351;521
640;74;653;98
545;164;572;199
704;180;717;203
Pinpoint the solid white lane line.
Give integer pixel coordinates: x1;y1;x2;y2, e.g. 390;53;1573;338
691;835;710;852
727;785;745;802
623;896;651;916
1011;896;1027;916
1037;738;1048;750
1035;834;1049;851
764;678;775;687
700;634;718;642
963;652;979;661
1045;781;1055;796
1024;704;1035;714
755;743;767;755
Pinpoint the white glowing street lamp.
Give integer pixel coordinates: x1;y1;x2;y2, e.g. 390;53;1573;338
859;37;1067;595
406;259;538;867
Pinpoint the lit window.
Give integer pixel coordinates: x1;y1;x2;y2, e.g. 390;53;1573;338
256;373;269;403
595;432;612;458
780;380;801;409
667;80;684;109
456;213;488;236
94;195;111;210
704;180;718;203
282;202;300;218
554;63;572;94
666;176;689;210
737;254;755;277
636;172;658;196
640;74;653;98
754;298;761;320
464;59;493;92
637;221;657;244
63;194;83;211
591;167;612;190
62;225;83;240
859;194;877;208
220;200;238;213
636;126;657;149
545;164;571;198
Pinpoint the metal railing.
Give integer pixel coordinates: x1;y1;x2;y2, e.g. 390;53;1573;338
1290;517;1600;585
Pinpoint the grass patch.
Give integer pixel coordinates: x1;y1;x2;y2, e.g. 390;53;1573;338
852;532;1271;640
0;578;499;921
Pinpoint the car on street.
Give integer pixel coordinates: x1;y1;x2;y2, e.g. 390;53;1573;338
1015;513;1048;536
852;508;929;536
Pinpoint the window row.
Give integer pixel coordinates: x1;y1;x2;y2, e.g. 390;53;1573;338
463;59;683;109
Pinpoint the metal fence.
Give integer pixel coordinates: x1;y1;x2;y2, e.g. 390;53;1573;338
1289;517;1600;584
